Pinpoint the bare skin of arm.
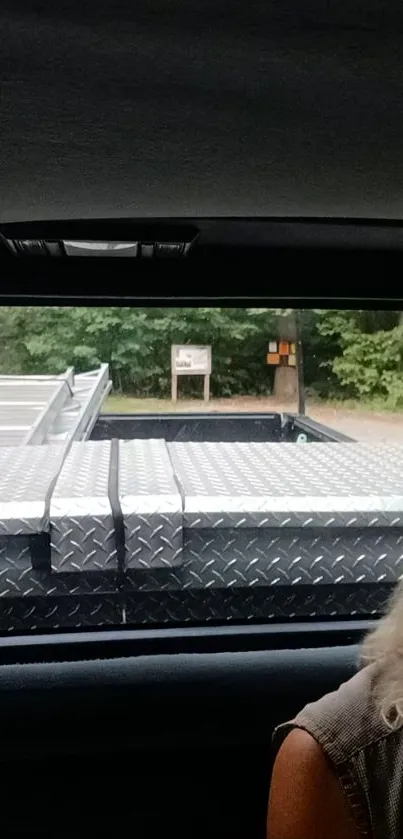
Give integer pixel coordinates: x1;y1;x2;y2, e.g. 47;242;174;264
267;729;362;839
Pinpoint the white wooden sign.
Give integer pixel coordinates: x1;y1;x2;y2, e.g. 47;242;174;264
171;345;212;402
172;345;211;375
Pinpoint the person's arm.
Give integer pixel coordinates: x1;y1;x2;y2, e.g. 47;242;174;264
267;729;361;839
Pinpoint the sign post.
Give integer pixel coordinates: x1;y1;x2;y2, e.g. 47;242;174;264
294;309;306;416
171;345;212;403
266;315;306;414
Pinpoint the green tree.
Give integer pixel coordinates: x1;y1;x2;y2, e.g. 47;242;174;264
2;307;277;397
1;306;401;406
316;310;403;406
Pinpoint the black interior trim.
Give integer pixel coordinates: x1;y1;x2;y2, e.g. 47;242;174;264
0;620;374;664
3;217;403;250
1;278;402;305
1;219;403;302
0;645;359;760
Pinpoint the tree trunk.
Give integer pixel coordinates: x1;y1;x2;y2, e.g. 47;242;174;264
273;312;297;401
274;365;297;401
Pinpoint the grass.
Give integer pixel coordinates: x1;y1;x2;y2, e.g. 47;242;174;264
104;392;403;416
103;393;403;416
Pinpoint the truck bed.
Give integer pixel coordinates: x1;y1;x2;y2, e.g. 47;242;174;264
91;411;353;443
0;425;399;632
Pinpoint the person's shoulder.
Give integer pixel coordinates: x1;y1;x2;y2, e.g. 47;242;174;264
292;663;387;760
267;728;360;839
268;666;393;839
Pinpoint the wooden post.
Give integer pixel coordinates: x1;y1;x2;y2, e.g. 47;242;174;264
171;373;178;403
203;374;210;404
294;310;306;416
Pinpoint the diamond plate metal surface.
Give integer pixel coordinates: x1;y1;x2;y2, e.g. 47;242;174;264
0;535;36;595
0;594;120;632
50;441;116;572
123;584;394;624
119;440;183;569
120;529;403;592
0;583;394;632
169;442;403;527
179;528;403;586
0;564;118;598
0;446;65;536
1;439;403;631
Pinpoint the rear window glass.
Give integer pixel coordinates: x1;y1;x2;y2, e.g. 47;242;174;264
0;305;401;633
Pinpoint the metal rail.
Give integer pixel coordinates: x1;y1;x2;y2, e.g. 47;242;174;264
285;414;355;442
23;368;74;445
70;364;112;440
0;372;71;447
39;364;112;446
0;365;111;448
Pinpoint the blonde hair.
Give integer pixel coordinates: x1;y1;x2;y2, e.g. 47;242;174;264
361;579;403;729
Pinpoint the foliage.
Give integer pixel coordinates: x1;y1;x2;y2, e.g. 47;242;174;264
1;306;402;404
0;307;277;397
316;310;403;407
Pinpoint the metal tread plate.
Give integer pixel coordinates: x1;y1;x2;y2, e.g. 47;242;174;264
0;446;66;536
119;440;183;568
1;440;403;630
122;582;393;624
0;584;394;632
50;441;116;572
1;594;120;630
179;527;403;586
168;441;403;527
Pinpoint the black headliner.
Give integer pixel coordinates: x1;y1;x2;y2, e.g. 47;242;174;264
2;0;403;222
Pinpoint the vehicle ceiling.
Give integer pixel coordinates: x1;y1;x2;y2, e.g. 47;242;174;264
1;0;402;223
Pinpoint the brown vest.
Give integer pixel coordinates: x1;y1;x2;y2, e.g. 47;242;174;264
272;663;403;839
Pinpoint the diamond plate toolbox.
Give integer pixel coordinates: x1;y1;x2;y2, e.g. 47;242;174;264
2;440;403;630
168;442;403;528
166;442;403;589
50;441;116;572
50;439;183;571
120;440;182;569
0;445;66;536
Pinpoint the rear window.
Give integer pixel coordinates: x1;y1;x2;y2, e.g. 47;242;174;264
0;305;402;633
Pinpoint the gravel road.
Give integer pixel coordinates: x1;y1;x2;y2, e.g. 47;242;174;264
305;407;403;443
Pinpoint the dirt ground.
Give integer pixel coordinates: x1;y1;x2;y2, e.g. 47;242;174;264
105;394;403;443
294;404;403;443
